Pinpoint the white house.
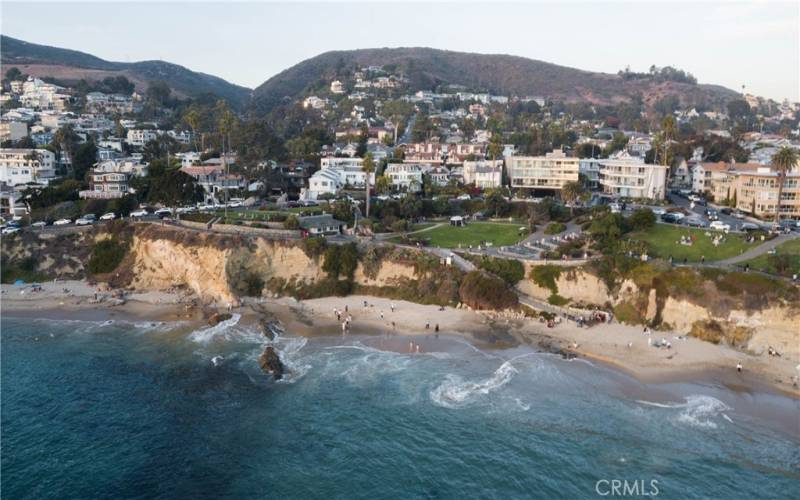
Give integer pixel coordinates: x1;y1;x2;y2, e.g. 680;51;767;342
385;163;423;191
0;121;28;142
330;80;345;94
463;160;503;188
126;129;159;147
0;148;57;186
303;168;343;200
80;158;148;199
596;152;668;200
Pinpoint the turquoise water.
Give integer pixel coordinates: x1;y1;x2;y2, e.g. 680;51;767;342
2;315;799;499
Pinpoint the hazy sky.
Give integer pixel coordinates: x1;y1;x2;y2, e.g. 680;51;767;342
2;1;798;101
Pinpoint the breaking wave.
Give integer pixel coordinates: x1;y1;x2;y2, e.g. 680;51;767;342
430;361;518;409
637;395;732;429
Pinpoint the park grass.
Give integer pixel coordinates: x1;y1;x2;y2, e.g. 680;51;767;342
411;221;529;248
630;224;754;263
409;222;437;232
743;238;800;277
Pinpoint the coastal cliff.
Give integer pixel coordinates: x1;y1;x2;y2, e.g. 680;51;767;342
522;263;800;359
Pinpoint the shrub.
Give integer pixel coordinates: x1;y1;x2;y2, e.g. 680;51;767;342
301;237;327;259
627;208;656;231
477;256;525;285
283;215;300;229
547;294;569;306
88;238;128;274
322;243;359;280
613;301;643;324
530;265;562;293
391;219;410;232
544;222;567;235
458;271;518;310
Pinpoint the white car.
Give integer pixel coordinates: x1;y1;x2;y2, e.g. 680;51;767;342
457;194;471;200
733;211;746;219
75;217;94;226
2;226;20;235
53;218;72;226
99;212;116;221
651;207;667;216
31;221;47;229
154;208;172;217
130;209;149;218
709;221;730;231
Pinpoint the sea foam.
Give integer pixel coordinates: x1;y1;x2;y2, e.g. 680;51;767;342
637;395;732;429
430;360;517;409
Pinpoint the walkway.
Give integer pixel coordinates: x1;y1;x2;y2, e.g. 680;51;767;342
715;232;799;265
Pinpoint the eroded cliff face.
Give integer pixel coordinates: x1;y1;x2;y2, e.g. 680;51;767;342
126;227;427;305
130;234;237;304
520;266;800;354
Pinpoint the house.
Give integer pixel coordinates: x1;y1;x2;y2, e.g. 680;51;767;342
330;80;345;94
0;148;57;186
175;151;202;168
508;149;580;193
80;158;148;199
180;165;246;204
385;163;423;191
0;121;28;142
670;158;692;189
302;96;329;110
426;165;451;186
463;160;503;188
299;214;344;236
303;168;343;200
126;129;159;147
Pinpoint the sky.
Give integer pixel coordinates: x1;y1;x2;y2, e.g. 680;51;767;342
2;1;798;101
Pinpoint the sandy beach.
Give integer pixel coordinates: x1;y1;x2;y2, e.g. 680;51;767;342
3;280;798;397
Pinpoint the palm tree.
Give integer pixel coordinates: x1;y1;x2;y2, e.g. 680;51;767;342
362;153;375;218
53;124;78;176
184;109;201;152
561;180;585;216
771;147;798;223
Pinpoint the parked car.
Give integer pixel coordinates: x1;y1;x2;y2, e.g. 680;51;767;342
2;226;20;235
99;212;116;221
83;213;97;221
733;211;746;219
661;213;683;224
31;221;47;229
686;218;707;228
75;217;94;226
457;194;471;201
651;207;667;216
130;209;149;218
705;210;719;221
709;221;731;231
53;218;72;226
720;208;733;215
154;208;172;218
740;222;761;232
609;203;621;214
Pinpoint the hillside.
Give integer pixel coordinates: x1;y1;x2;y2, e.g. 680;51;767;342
0;36;251;107
252;47;738;113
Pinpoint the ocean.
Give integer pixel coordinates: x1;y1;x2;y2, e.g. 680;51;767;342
2;315;798;499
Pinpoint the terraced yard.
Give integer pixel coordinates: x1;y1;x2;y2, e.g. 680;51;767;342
630;224;757;262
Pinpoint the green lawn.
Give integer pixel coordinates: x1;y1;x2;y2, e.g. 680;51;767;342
409;222;437;232
630;224;755;262
412;222;529;248
743;238;800;277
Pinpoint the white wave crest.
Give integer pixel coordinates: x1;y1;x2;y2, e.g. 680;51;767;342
637;395;732;429
188;314;243;344
430;361;517;409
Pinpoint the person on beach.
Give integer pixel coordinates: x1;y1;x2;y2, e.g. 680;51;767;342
435;324;439;333
392;321;396;330
345;305;348;313
409;341;414;352
425;322;430;329
380;311;384;320
737;362;743;373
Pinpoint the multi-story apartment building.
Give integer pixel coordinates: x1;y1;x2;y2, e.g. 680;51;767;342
734;168;800;220
0;148;57;186
597;155;668;200
126;129;159;148
508;149;580;193
0;121;28;142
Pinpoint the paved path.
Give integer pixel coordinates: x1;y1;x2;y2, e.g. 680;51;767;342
715;232;799;265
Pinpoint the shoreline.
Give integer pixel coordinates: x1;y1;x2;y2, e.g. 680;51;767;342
3;280;799;399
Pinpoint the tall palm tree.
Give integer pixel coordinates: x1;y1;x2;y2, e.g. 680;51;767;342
184;109;201;152
771;147;799;223
362;153;375;219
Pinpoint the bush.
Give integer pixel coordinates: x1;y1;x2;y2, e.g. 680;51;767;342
547;294;569;306
88;238;128;274
628;208;656;231
322;243;359;280
544;222;567;235
391;219;410;233
530;265;562;293
458;271;518;310
301;237;327;259
284;215;300;229
477;256;525;285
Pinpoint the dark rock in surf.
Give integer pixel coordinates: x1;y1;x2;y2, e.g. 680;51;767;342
259;318;276;340
259;346;285;380
208;312;232;326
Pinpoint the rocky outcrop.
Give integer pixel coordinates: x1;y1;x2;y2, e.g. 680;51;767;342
208;312;232;326
259;346;285;380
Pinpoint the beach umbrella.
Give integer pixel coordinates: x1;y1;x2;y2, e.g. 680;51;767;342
14;279;25;285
